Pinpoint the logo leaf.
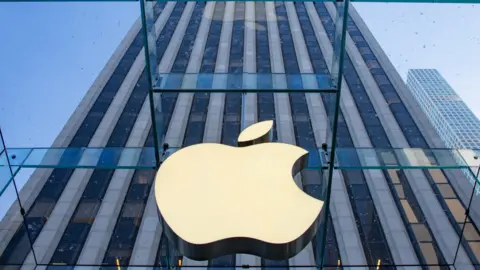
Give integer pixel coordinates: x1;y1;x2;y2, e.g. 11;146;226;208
237;120;273;147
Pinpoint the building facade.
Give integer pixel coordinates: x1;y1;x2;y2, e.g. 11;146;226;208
406;69;480;194
406;69;480;150
0;2;479;269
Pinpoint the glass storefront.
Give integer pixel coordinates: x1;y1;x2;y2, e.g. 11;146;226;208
1;0;480;269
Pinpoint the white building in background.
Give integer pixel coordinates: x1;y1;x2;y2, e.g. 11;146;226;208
407;69;480;150
407;68;480;192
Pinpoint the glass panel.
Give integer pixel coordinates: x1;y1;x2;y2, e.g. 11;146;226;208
457;226;477;267
153;73;335;92
0;147;477;171
0;3;145;264
2;0;480;269
0;148;168;169
419;242;442;267
141;0;159;87
152;92;179;160
458;149;480;181
330;0;349;88
400;199;419;223
0;152;15;197
411;224;432;242
334;148;469;169
1;149;33;170
454;176;480;268
0;134;36;266
0;219;34;266
455;171;480;267
0;1;141;151
142;1;344;94
303;171;330;268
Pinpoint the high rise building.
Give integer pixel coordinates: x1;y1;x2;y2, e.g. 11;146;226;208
406;68;480;198
406;69;480;150
0;2;479;269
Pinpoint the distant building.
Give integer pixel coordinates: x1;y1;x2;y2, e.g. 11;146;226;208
407;68;480;194
406;69;480;149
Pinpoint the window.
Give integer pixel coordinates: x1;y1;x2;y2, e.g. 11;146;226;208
121;203;145;218
401;200;418;222
395;185;405;198
358;46;372;55
73;201;100;223
411;224;432;242
351;35;365;43
28;201;55;218
366;60;380;69
463;223;480;241
420;243;441;266
363;54;376;61
374;74;390;86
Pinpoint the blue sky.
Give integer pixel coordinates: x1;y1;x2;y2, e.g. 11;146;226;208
355;2;480;117
0;2;138;148
0;2;138;217
0;1;479;216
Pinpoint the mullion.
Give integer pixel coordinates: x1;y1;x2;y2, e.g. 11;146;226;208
153;92;181;267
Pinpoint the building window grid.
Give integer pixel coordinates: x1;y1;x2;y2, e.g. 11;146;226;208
408;64;480;265
345;13;480;266
315;3;450;267
407;71;480;152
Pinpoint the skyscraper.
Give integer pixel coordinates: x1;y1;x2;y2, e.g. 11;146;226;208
0;2;479;269
406;68;480;199
406;69;480;150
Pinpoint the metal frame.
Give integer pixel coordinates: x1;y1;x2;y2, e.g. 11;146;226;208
317;0;350;266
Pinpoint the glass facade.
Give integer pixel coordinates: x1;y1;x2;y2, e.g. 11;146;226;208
407;69;480;198
406;69;480;150
1;1;480;270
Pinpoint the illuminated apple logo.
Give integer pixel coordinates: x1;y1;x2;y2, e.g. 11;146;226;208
154;120;324;260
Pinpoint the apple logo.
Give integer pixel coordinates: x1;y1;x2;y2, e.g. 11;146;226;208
154;120;324;261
